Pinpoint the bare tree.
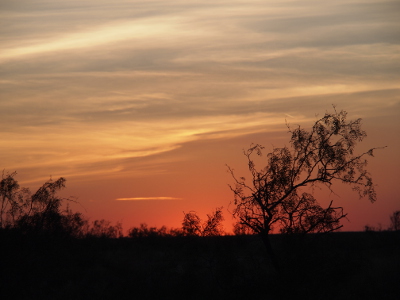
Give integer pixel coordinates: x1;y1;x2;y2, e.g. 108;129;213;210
228;107;383;269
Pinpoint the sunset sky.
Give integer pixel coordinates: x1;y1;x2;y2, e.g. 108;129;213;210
1;0;399;233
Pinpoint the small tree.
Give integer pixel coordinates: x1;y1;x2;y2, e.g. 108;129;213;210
1;172;22;227
389;210;400;231
1;172;69;230
182;211;202;236
228;108;382;268
16;177;70;234
182;208;225;236
202;207;224;236
0;172;87;237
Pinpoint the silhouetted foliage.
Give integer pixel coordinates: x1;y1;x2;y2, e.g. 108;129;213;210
182;208;225;236
202;207;225;236
228;107;383;268
16;177;73;235
1;171;28;228
128;223;183;238
390;210;400;231
87;219;123;238
0;172;82;236
233;221;256;235
182;211;203;236
0;172;125;238
61;207;89;238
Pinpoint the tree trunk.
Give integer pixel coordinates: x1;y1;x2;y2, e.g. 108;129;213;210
261;233;280;273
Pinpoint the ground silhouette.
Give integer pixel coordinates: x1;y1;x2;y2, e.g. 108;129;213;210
1;229;399;299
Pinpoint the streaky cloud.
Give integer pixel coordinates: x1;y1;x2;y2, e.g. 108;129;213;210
115;197;183;201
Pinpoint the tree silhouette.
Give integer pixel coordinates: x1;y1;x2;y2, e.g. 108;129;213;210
202;207;224;236
182;211;202;236
182;208;225;236
1;173;68;230
390;210;400;231
228;107;383;269
0;171;22;228
1;172;129;238
15;177;73;235
0;173;87;237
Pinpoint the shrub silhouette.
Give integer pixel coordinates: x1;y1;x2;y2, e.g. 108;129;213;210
128;223;183;238
87;219;123;238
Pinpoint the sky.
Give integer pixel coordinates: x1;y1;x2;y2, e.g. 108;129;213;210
1;0;399;233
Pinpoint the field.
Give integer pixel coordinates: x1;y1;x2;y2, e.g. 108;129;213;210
1;230;399;299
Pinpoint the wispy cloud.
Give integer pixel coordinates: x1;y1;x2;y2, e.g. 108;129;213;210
0;17;181;61
115;197;183;201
